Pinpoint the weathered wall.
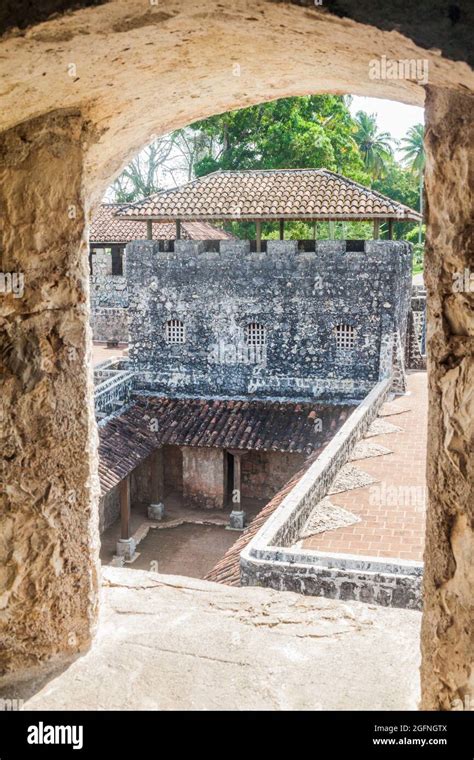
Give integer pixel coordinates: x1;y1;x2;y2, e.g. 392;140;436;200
241;451;306;501
421;87;474;711
0;111;100;681
89;249;129;342
163;445;183;494
182;447;226;509
127;239;412;401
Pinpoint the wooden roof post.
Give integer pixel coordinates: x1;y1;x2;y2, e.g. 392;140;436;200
176;219;181;240
313;221;317;241
256;220;262;252
388;219;393;240
146;219;153;240
115;474;135;561
329;220;335;240
373;219;380;239
120;475;131;540
279;219;284;240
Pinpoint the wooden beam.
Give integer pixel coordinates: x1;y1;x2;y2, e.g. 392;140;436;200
255;220;262;253
146;219;153;240
176;219;181;240
279;219;284;240
373;219;380;239
120;476;131;540
388;219;394;240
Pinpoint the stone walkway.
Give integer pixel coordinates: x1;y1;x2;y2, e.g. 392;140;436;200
14;568;421;711
302;371;427;562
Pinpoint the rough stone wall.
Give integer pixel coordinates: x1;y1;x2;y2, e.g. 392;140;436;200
421;88;474;710
99;484;120;534
406;294;427;370
0;111;100;681
91;306;129;343
241;451;307;501
89;250;129;342
127;240;411;401
182;447;226;509
163;445;183;494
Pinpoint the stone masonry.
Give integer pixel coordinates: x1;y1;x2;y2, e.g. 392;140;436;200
126;239;412;401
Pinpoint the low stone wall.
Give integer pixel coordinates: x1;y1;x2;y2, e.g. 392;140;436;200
240;378;423;610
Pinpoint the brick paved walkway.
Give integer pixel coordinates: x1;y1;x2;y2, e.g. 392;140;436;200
302;371;427;562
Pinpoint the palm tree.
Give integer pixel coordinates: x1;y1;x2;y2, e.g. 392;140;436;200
353;112;394;181
400;124;425;244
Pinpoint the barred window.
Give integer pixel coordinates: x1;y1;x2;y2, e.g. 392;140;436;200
245;322;266;346
334;324;356;350
165;319;186;344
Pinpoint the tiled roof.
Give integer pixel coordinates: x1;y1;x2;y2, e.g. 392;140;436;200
90;203;234;244
98;395;354;495
116;169;422;222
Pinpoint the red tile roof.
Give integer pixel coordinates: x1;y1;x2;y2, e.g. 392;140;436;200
98;395;354;495
116;169;422;223
90;203;234;244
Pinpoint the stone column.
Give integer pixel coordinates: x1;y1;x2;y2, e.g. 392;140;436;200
0;111;100;684
229;453;246;530
147;448;165;521
420;87;473;710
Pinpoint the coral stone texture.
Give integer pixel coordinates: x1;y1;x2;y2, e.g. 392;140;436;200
421;87;474;711
0;0;473;709
0;112;101;681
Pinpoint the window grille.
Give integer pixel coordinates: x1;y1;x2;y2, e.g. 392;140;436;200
245;322;266;346
165;319;185;344
334;324;356;350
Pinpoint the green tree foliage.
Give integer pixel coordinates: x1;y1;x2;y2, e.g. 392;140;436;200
353;111;394;181
400;124;425;243
190;96;368;183
107;96;424;258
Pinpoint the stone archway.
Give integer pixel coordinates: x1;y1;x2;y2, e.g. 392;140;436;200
0;0;472;710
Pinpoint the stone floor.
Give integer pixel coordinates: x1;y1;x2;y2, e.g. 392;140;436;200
13;568;421;711
92;342;128;366
100;493;266;579
302;371;427;561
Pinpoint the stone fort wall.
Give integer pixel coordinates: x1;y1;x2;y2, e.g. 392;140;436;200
125;239;412;401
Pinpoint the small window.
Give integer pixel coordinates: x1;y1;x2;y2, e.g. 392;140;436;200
245;322;266;346
165;319;186;344
111;247;124;276
334;324;356;350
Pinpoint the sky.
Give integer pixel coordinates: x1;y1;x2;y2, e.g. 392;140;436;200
349;96;424;158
